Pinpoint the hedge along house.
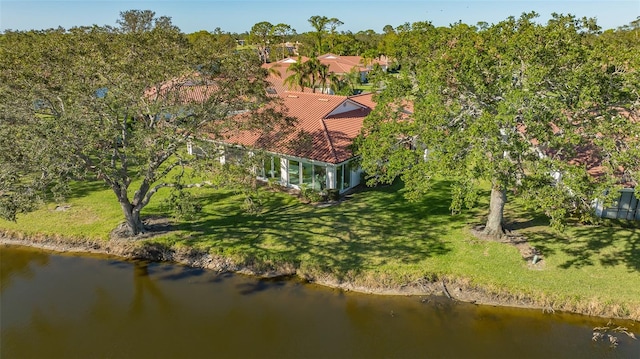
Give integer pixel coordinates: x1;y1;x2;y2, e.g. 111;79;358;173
190;91;376;194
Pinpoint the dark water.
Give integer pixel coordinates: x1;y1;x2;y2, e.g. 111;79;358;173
1;245;638;359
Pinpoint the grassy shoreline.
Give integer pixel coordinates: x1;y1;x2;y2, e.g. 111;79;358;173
2;180;639;321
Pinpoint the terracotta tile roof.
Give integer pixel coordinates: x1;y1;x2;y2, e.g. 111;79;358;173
517;109;638;188
262;54;372;94
265;73;314;94
317;53;367;74
263;60;315;94
323;109;368;163
145;77;218;103
223;91;374;164
349;92;376;109
583;109;638;188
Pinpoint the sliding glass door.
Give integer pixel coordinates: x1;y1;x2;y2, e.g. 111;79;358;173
288;160;300;185
287;159;328;190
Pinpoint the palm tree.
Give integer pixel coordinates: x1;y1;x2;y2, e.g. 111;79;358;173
317;63;331;94
284;57;309;91
266;63;282;78
304;57;322;93
333;68;362;96
327;72;347;95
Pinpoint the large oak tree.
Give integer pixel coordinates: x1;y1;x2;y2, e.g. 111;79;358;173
0;11;288;236
357;13;639;237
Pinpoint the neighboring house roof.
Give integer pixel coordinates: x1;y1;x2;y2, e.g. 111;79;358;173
579;109;638;188
348;92;376;109
144;77;216;103
263;58;314;94
317;53;367;74
517;109;638;188
262;53;383;94
317;53;389;72
222;91;374;164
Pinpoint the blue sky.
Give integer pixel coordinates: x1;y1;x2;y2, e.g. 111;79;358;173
1;1;638;33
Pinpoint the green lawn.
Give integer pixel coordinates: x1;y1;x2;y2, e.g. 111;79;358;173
2;179;639;319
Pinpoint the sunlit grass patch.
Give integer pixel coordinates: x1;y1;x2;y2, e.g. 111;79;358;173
1;177;639;319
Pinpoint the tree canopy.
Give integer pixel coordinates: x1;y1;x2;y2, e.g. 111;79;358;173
357;13;639;237
248;21;274;63
0;11;289;236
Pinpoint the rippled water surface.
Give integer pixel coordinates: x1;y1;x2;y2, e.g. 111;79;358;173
1;245;638;358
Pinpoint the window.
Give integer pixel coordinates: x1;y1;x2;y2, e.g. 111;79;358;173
302;162;313;185
261;155;281;179
343;162;352;190
225;147;244;164
313;165;326;190
272;156;281;179
334;162;352;191
260;158;269;178
288;160;300;185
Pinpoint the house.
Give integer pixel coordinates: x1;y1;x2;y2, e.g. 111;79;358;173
594;188;639;220
576;110;639;221
263;56;314;94
191;91;376;194
316;53;388;82
585;143;639;221
263;53;388;95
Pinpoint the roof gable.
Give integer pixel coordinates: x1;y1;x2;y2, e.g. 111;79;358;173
326;99;368;117
223;91;375;163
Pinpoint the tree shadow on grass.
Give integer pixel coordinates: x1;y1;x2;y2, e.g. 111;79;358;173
496;198;640;272
569;224;640;272
57;180;110;200
168;180;456;276
520;221;640;272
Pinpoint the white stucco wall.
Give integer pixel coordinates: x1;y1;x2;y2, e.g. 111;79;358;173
280;158;289;185
326;166;336;189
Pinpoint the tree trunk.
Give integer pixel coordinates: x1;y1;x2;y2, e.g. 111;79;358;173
121;202;145;236
484;186;506;239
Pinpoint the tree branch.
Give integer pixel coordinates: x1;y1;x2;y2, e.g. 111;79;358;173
138;180;213;209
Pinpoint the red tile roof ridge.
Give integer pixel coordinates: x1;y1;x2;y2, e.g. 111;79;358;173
319;118;339;163
282;91;348;100
348;92;374;100
348;92;371;97
348;92;376;110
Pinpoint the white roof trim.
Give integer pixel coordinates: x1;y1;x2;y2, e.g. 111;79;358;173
325;99;368;118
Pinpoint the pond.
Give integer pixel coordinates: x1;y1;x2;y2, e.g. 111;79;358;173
1;245;638;358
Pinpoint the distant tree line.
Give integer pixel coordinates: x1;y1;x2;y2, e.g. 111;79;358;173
242;16;395;62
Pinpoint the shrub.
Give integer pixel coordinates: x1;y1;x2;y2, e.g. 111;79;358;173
327;189;340;201
300;184;324;203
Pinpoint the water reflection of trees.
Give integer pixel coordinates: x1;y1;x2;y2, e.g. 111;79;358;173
129;260;171;317
3;258;176;358
0;245;49;291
